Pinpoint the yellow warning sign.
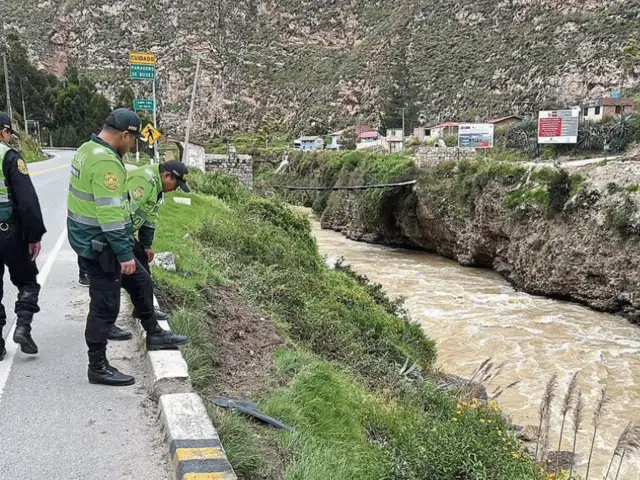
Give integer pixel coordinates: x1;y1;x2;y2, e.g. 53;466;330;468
129;52;157;66
141;123;161;145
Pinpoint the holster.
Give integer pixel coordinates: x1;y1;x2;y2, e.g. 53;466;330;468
91;239;116;273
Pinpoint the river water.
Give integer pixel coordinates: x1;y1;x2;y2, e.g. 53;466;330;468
313;223;640;479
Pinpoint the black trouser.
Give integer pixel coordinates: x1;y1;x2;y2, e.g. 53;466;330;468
79;240;149;277
78;255;157;359
0;224;41;344
133;239;151;273
78;256;87;278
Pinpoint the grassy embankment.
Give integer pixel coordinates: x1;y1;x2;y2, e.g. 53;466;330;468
151;167;544;480
254;150;589;243
19;136;47;163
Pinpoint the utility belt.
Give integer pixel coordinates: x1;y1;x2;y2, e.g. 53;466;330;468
91;239;117;273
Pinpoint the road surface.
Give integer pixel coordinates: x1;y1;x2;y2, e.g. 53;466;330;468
0;150;170;480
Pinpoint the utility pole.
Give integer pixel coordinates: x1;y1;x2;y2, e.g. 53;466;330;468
398;107;408;137
20;80;27;135
182;56;201;164
0;16;11;118
152;72;159;163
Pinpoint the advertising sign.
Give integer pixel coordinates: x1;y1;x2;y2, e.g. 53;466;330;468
538;109;579;144
458;124;494;148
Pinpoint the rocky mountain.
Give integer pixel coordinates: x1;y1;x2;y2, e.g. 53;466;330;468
5;0;640;140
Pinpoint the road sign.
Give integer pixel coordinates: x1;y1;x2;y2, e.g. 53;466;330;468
458;124;494;149
133;98;155;111
130;64;156;80
129;52;156;66
141;123;161;145
538;109;579;144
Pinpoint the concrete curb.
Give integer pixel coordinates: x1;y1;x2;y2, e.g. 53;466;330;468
130;299;237;479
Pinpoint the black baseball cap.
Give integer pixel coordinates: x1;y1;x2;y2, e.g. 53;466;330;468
160;160;190;193
104;108;143;138
0;112;18;136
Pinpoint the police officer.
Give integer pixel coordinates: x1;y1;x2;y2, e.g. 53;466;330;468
118;160;190;337
0;113;46;361
67;108;187;386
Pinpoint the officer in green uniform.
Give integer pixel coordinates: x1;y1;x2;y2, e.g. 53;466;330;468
108;160;190;340
0;113;46;361
67;108;187;386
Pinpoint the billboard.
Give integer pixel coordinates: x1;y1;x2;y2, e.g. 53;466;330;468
538;109;579;144
458;124;494;148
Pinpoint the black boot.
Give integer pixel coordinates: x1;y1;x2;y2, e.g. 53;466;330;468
13;325;38;355
146;325;189;351
133;307;170;321
79;275;90;287
88;352;135;386
107;324;133;341
0;340;5;361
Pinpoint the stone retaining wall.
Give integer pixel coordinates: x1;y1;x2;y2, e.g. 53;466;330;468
204;153;253;187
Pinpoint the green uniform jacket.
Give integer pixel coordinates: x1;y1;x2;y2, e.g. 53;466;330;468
67;135;134;262
128;164;162;249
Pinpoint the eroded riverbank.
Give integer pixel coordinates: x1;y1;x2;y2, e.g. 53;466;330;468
313;222;640;479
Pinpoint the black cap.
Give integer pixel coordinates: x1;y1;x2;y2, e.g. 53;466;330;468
105;108;143;138
0;112;18;136
160;160;190;193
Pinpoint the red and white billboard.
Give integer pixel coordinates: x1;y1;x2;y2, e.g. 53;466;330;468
538;109;579;144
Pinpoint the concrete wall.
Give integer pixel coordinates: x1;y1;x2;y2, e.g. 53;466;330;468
204;153;253;187
415;146;477;167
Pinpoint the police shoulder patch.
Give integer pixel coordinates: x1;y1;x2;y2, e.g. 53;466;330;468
133;186;144;200
104;172;119;191
17;159;29;175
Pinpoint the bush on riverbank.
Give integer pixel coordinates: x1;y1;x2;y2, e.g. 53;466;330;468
152;172;536;479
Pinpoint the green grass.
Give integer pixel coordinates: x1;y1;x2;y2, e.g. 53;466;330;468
152;171;538;479
18;136;47;163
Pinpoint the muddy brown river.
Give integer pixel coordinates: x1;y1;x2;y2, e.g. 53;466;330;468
313;223;640;479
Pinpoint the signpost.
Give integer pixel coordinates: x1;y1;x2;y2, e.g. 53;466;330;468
458;124;494;149
133;98;155;112
129;64;156;80
141;123;161;145
129;51;159;163
538;109;579;144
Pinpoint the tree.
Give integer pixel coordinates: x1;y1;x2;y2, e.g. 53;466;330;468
339;127;358;150
116;86;135;109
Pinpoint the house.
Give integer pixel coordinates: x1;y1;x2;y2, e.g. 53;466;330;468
294;136;325;151
383;128;404;153
486;115;522;128
429;122;459;138
581;96;635;122
326;130;344;150
356;130;380;150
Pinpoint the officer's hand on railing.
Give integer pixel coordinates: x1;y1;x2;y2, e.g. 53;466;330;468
145;249;154;262
120;259;136;275
28;242;41;261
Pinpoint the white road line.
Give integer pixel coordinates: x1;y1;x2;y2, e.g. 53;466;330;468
0;228;68;403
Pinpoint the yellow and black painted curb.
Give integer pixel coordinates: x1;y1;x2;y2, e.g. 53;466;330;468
171;438;236;480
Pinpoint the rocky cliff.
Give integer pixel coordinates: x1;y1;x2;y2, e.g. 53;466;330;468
5;0;640;139
264;152;640;323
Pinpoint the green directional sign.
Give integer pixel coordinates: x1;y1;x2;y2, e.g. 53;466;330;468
130;64;156;80
133;98;155;111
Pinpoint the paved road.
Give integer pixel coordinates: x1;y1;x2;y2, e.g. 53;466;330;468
0;150;170;480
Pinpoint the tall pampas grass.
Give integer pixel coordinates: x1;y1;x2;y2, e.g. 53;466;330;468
534;374;558;479
568;389;584;480
584;387;608;480
557;371;580;460
604;422;640;480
